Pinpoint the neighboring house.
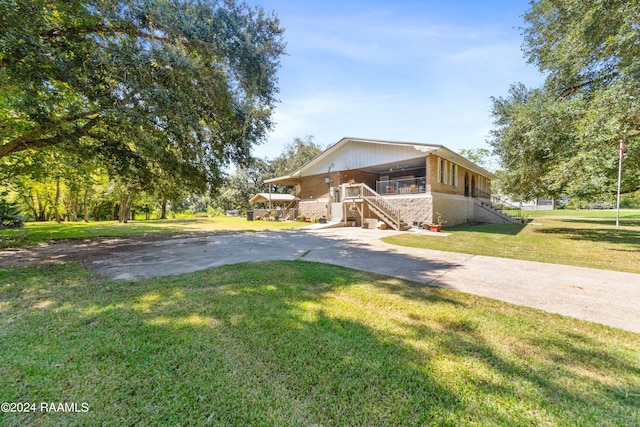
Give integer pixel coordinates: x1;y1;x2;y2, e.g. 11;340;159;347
518;198;555;210
266;137;517;229
494;194;556;211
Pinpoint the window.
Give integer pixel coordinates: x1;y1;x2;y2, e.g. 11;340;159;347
450;163;458;186
438;158;447;183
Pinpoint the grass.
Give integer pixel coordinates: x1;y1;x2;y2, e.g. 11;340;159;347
1;261;638;426
0;216;308;248
383;210;640;274
523;209;640;219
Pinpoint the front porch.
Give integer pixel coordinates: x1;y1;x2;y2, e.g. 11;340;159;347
375;176;427;195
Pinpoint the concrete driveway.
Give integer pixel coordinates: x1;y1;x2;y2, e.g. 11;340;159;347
2;226;639;333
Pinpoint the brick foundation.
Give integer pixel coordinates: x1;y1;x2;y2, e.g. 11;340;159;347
298;200;328;221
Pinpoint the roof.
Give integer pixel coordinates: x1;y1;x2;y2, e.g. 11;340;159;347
266;137;496;185
250;193;297;204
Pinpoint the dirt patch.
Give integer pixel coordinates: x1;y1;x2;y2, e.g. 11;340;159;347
0;232;211;268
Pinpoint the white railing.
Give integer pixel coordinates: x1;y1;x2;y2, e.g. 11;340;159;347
376;177;426;195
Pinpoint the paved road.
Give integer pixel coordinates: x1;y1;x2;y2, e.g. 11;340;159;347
2;226;639;333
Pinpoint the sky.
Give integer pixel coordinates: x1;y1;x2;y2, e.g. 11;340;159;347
246;0;544;159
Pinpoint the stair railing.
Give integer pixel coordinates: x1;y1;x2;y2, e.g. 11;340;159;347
343;183;402;230
474;189;522;221
284;197;299;220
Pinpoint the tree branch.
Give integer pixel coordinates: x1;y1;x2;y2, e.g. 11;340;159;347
40;24;174;45
558;71;620;98
0;24;180;68
0;113;103;158
611;184;640;196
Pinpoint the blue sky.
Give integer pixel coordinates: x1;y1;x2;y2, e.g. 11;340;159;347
247;0;544;159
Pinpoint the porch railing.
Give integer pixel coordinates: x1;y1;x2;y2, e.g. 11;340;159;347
376;177;426;195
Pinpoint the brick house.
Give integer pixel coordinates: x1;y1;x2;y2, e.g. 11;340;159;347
266;137;515;229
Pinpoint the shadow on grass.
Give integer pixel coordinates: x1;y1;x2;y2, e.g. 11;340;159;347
447;223;527;235
0;261;639;425
550;217;640;227
536;226;640;249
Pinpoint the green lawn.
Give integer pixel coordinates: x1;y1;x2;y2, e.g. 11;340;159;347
1;261;638;426
0;216;308;248
524;208;640;219
383;210;640;274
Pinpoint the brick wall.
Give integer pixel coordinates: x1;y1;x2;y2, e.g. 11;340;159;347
300;170;379;200
353;193;490;228
427;154;492;198
299;174;330;200
431;193;475;226
384;195;433;226
339;170;378;189
298;200;327;220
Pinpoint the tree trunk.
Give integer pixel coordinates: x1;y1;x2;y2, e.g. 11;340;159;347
54;177;61;223
65;193;77;222
83;188;89;222
119;193;132;223
118;201;124;223
37;198;47;221
161;199;168;219
72;192;79;221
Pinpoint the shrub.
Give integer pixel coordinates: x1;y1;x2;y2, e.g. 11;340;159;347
207;206;225;217
0;192;24;228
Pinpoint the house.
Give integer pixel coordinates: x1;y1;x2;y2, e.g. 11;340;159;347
265;137;517;229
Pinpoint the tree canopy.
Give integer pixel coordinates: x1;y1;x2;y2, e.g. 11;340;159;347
488;0;639;199
0;0;285;190
269;135;323;177
214;135;323;211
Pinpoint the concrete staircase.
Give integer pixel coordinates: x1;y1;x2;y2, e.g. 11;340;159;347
473;199;521;224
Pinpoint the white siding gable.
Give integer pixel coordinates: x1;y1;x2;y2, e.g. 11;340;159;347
303;140;434;176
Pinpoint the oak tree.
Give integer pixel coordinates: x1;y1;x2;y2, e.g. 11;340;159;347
489;0;639;199
0;0;285;189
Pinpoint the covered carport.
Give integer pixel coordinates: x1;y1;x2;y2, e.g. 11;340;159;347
249;193;298;220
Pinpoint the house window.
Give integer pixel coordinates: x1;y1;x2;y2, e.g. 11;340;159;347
438;158;447;183
450;164;458;186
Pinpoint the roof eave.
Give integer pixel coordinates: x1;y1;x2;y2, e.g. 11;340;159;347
264;175;301;186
